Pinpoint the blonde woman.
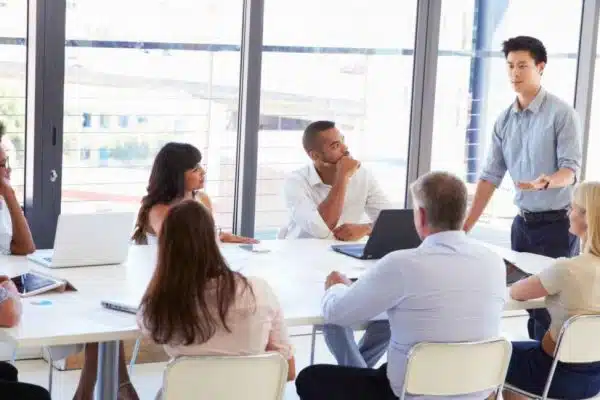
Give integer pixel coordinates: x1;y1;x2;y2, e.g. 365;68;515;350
505;181;600;399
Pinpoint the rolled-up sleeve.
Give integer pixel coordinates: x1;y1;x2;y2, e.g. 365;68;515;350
555;108;582;180
479;122;507;187
365;171;392;223
283;174;331;239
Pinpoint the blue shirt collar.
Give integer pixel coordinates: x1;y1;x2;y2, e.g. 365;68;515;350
511;86;546;114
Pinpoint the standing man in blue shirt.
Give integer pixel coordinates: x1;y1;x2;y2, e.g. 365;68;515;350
463;36;582;340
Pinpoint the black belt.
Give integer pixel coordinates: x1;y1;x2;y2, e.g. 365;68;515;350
518;209;569;223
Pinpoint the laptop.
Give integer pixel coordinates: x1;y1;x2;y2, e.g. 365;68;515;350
101;297;140;315
504;259;532;286
331;209;422;260
27;211;135;268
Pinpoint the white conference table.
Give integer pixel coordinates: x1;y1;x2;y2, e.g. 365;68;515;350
0;239;552;399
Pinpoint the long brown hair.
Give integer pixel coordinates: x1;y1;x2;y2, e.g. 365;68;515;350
140;199;252;345
132;142;202;244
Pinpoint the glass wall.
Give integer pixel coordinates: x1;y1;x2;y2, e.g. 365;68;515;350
61;0;243;230
586;29;600;181
254;0;418;238
0;1;27;203
431;0;582;233
9;0;599;244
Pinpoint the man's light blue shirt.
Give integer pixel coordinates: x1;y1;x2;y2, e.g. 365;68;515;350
322;231;506;399
480;87;582;212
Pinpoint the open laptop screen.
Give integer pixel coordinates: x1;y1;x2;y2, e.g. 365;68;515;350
362;209;422;259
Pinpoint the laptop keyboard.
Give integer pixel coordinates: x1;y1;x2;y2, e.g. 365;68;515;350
43;257;53;262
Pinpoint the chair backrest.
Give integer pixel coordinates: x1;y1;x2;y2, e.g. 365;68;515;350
554;314;600;363
401;338;512;399
162;352;288;400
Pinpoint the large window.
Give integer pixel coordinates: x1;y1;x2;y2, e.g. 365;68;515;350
62;0;243;230
0;1;27;203
254;0;418;238
431;0;582;233
585;30;600;181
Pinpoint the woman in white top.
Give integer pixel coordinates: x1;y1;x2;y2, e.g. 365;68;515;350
505;181;600;399
131;142;258;245
137;199;295;397
0;125;35;255
72;143;261;398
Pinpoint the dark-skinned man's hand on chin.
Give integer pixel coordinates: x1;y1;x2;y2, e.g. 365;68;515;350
334;154;360;182
325;271;352;290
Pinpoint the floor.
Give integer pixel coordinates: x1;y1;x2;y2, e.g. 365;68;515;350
12;316;530;400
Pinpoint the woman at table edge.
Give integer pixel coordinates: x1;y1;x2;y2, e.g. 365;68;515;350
137;199;295;398
131;141;258;245
504;181;600;400
0;276;51;399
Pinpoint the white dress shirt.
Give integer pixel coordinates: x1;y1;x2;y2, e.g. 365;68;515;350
322;231;507;399
282;164;390;239
0;197;12;254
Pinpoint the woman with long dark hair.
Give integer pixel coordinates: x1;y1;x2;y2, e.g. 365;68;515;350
138;200;295;397
132;142;257;245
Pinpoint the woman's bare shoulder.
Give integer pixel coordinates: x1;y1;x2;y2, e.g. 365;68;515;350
149;203;170;215
147;203;170;233
196;192;213;210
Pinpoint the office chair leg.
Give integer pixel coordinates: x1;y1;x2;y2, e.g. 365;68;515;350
45;347;54;395
129;338;142;375
310;326;317;365
10;347;17;365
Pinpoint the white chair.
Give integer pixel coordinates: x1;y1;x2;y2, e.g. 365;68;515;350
309;325;321;365
398;338;512;400
505;314;600;400
162;352;288;400
128;337;142;374
40;339;142;396
43;344;84;395
45;347;54;395
10;347;56;395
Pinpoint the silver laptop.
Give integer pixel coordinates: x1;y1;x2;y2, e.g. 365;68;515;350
27;211;135;268
101;297;140;315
